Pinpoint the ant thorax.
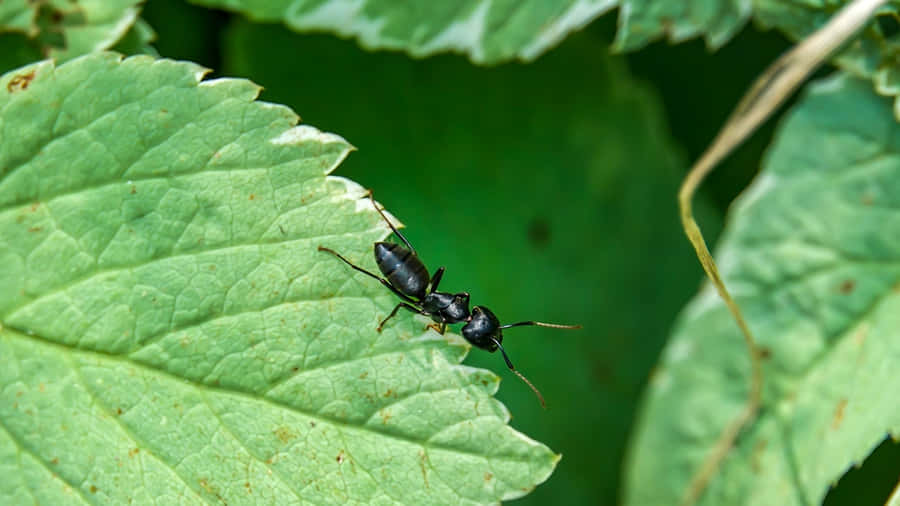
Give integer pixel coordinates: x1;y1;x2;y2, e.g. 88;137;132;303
422;292;470;324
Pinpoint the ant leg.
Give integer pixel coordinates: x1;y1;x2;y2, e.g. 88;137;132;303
429;266;445;293
363;191;417;255
425;320;448;335
377;302;423;332
318;246;418;305
490;338;546;409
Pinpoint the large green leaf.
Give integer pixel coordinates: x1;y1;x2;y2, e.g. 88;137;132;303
0;53;556;505
625;73;900;505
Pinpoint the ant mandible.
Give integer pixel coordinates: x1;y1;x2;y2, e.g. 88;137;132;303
318;191;580;407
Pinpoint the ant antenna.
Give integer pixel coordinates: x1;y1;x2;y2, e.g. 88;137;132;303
500;321;582;330
361;190;416;254
491;338;546;409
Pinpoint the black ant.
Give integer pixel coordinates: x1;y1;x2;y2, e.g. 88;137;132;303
318;192;580;407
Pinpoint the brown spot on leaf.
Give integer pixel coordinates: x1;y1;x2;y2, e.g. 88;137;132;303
419;450;429;488
336;450;345;464
757;347;772;360
359;371;368;379
751;439;768;472
27;226;42;233
249;194;255;200
90;485;97;493
839;280;855;294
853;324;870;347
198;477;226;504
274;426;295;443
484;472;493;482
244;482;251;494
7;70;36;93
51;458;59;465
832;398;848;429
130;185;137;194
116;408;122;415
128;448;140;457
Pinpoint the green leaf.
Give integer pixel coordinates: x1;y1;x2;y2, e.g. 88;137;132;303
190;0;618;64
183;0;899;80
0;0;142;63
613;0;750;50
624;72;900;506
0;53;557;505
187;0;751;61
110;18;159;57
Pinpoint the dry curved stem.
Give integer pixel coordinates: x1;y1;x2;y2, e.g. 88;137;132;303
677;0;888;504
885;478;900;506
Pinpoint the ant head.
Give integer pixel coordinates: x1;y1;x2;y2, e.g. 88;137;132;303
461;306;501;351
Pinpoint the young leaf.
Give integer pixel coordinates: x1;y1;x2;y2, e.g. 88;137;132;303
189;0;751;62
624;72;900;505
0;53;557;505
189;0;616;64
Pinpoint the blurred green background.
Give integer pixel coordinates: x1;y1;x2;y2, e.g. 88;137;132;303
5;1;895;503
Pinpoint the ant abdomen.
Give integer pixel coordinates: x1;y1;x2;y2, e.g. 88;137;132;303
374;242;429;299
